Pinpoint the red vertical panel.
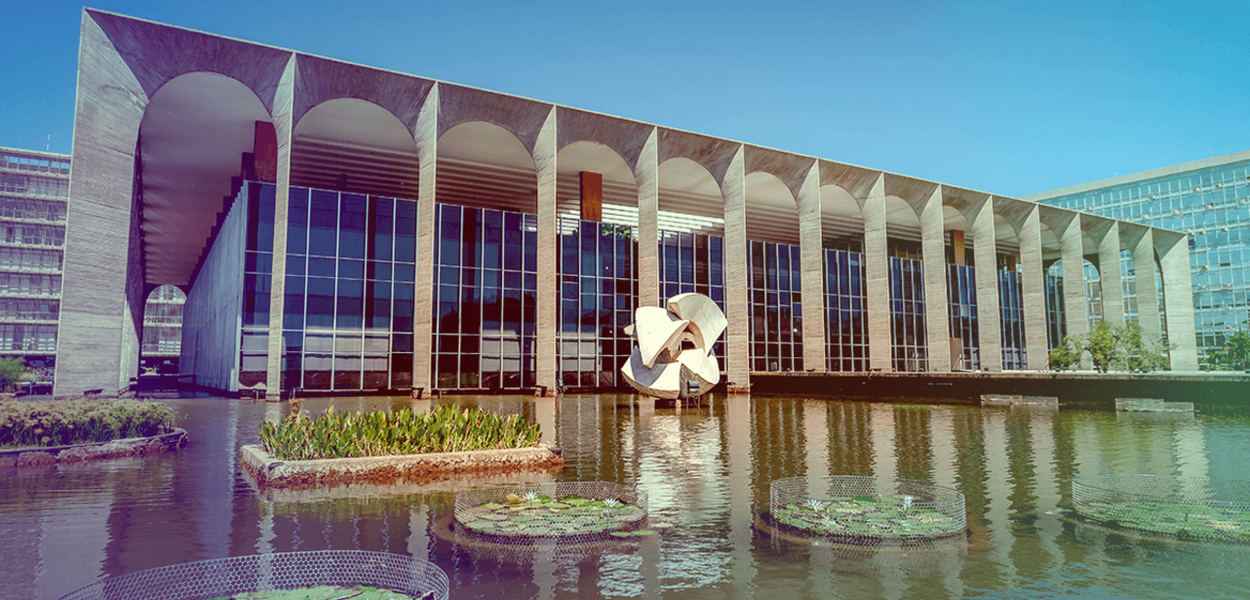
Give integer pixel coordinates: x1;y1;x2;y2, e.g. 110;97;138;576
579;171;603;222
253;121;278;183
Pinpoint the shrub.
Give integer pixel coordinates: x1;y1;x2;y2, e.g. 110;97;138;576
0;399;178;448
0;357;27;392
259;404;543;461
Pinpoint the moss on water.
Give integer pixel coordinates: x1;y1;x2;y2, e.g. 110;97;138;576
204;584;431;599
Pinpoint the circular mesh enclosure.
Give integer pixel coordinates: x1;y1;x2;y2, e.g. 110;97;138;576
455;481;649;544
1073;475;1250;543
57;551;449;600
769;476;966;542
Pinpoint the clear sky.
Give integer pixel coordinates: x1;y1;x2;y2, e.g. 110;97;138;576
1;0;1246;197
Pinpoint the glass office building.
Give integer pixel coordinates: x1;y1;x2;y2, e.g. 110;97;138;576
1029;151;1250;364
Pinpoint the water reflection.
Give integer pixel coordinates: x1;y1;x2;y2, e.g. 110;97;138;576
2;395;1249;599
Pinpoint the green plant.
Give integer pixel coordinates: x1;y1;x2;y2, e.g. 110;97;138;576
1049;336;1084;371
258;404;543;461
0;357;27;392
1051;322;1171;372
1223;331;1250;371
0;399;177;448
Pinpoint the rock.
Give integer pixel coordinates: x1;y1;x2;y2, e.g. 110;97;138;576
16;452;55;467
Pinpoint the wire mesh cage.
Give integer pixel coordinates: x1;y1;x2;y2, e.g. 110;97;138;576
1072;475;1250;543
769;476;967;543
57;551;450;600
454;481;649;544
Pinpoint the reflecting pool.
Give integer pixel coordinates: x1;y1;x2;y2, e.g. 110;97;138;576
4;395;1250;599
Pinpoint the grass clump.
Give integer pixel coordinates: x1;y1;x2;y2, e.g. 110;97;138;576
0;399;178;449
259;404;542;461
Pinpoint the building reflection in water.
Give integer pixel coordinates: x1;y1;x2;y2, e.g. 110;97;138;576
5;395;1250;600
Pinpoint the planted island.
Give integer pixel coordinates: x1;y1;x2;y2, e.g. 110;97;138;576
241;404;562;489
769;476;967;542
454;482;651;542
1073;475;1250;543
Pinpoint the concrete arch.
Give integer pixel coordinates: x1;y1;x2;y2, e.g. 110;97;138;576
819;183;863;247
746;170;800;245
885;195;922;242
438;84;552;157
657;157;724;236
138;71;272;287
291;54;434;136
994;213;1020;253
437;121;538;214
555;140;638;226
291;97;420;199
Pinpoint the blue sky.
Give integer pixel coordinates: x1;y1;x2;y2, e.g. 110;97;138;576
1;0;1246;197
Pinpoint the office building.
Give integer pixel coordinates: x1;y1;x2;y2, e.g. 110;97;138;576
0;147;69;384
1028;151;1250;365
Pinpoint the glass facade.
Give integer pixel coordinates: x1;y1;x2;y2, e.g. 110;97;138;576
889;256;927;372
658;229;725;360
823;248;868;372
228;183;420;392
1037;156;1250;363
946;264;979;371
559;221;636;388
434;204;536;390
748;240;803;372
998;268;1026;370
1045;272;1066;349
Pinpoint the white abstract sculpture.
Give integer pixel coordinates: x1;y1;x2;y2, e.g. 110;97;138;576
620;293;726;399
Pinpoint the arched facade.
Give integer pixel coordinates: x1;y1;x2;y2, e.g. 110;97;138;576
57;9;1199;396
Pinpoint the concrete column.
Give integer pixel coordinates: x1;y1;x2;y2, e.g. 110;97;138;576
972;198;1002;372
798;162;826;372
1132;229;1162;342
1098;222;1125;326
264;55;296;398
1059;214;1088;340
863;174;892;371
534;108;559;394
1158;234;1198;370
55;15;150;396
635;127;660;308
1020;207;1048;370
412;84;439;395
722;145;750;389
920;187;950;373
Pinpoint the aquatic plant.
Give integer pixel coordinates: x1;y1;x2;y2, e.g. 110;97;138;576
0;399;177;448
460;494;646;539
1076;500;1250;542
774;496;962;540
258;404;542;461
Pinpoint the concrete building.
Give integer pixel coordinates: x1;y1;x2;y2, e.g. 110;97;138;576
1028;151;1250;365
0;146;70;383
56;9;1198;398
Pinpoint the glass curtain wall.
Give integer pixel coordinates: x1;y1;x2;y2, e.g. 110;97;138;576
889;256;928;372
239;183;274;388
433;204;537;390
1045;271;1066;349
748;241;803;372
658;229;725;359
823;248;868;372
947;264;979;371
558;220;636;389
999;265;1026;370
272;185;418;392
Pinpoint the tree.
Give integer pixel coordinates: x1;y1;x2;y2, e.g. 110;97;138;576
1222;330;1250;371
1049;322;1171;373
0;357;27;392
1049;336;1084;371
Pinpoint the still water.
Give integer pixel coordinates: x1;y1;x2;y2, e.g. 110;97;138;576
3;395;1250;600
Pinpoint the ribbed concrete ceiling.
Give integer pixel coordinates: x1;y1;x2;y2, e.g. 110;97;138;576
291;98;420;199
138;72;270;287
